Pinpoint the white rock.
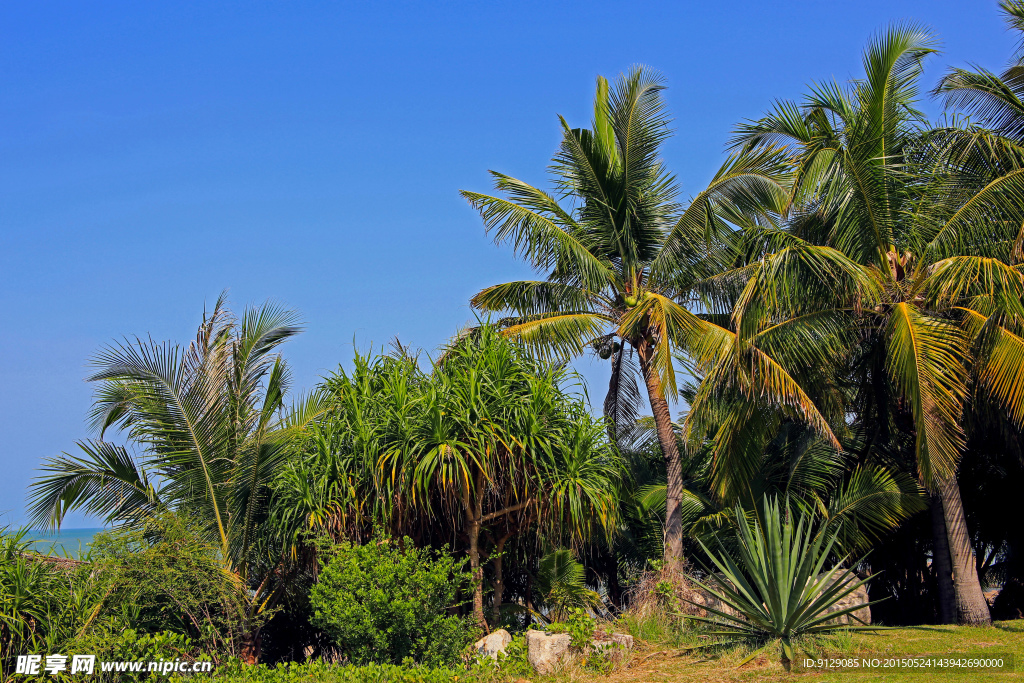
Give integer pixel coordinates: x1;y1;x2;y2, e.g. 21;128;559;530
686;572;871;625
526;629;572;675
474;628;512;659
588;633;634;661
821;575;871;625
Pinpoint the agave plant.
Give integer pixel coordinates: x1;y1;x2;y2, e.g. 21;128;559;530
688;497;877;669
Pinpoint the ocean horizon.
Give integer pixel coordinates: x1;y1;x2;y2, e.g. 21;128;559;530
25;527;105;558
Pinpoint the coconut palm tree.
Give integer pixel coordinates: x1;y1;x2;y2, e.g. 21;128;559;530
27;294;328;659
694;23;1024;625
933;0;1024;623
936;1;1024;145
461;67;791;563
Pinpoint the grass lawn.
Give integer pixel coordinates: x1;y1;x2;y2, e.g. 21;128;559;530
575;621;1024;683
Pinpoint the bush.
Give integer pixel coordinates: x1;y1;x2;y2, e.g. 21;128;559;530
0;528;112;679
545;609;596;649
171;660;466;683
71;629;198;683
88;513;253;660
309;537;476;666
0;520;225;680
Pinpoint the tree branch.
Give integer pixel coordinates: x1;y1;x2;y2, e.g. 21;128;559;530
480;500;533;524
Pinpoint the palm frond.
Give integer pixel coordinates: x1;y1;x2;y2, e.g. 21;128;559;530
26;441;161;530
885;304;968;485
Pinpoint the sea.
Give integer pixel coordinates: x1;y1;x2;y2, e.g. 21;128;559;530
25;528;105;559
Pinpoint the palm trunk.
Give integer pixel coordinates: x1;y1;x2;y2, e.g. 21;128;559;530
637;339;684;564
239;630;261;665
929;493;956;624
937;477;991;625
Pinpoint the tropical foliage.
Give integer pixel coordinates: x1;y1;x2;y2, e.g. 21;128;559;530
460;67;788;563
309;537;475;666
272;325;620;627
688;498;876;669
534;549;602;622
662;15;1024;625
0;524;218;682
16;3;1024;676
26;295;328;658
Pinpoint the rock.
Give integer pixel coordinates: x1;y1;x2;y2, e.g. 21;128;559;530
683;584;741;619
588;633;634;661
524;629;633;672
821;575;871;625
526;629;571;675
686;572;871;625
610;633;634;649
474;629;512;659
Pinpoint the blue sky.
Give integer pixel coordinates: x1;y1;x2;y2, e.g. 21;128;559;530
0;1;1014;527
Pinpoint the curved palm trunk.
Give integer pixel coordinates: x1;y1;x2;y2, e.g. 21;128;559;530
637;339;684;564
936;477;991;625
465;469;487;630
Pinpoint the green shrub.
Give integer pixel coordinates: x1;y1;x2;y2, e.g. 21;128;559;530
71;629;198;683
171;660;466;683
468;633;532;680
545;608;596;649
88;513;253;660
0;528;112;679
309;537;476;666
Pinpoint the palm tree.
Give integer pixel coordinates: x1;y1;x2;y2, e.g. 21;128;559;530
697;23;1024;625
936;1;1024;146
933;0;1024;622
27;294;327;659
633;418;926;559
461;67;790;563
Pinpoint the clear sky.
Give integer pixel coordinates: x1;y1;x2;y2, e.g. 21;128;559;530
0;1;1015;528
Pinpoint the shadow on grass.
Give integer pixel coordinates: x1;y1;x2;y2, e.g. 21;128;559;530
994;620;1024;633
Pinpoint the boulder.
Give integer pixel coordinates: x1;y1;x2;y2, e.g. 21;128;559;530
526;629;571;675
683;585;741;619
525;629;634;672
473;629;512;659
821;575;871;625
687;572;871;625
588;632;634;661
